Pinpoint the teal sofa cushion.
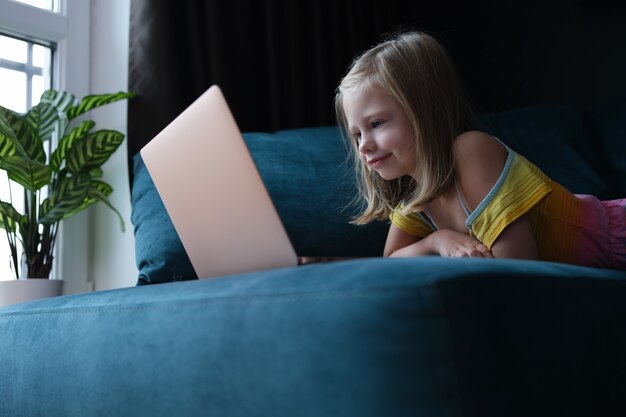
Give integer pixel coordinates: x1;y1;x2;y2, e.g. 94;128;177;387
131;127;388;284
2;257;625;416
243;127;388;256
131;153;196;284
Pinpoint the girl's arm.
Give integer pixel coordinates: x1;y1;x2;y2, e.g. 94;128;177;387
489;215;538;259
455;131;538;260
384;223;493;258
384;223;424;257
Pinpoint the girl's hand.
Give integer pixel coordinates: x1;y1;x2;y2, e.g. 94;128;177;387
385;224;493;258
429;229;493;258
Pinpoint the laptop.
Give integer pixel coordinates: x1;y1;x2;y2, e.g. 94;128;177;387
140;85;298;278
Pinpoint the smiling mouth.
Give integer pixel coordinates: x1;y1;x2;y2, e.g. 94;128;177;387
367;154;391;166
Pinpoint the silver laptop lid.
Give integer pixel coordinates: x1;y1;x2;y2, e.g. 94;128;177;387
140;85;298;278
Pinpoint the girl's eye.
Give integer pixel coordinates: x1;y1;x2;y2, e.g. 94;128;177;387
371;120;384;129
352;131;362;141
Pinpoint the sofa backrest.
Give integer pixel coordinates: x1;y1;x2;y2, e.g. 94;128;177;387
243;127;389;257
131;127;388;284
586;99;626;198
478;105;616;199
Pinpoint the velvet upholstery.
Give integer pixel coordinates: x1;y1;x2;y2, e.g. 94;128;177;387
2;103;626;417
478;105;614;198
131;153;196;283
2;258;625;416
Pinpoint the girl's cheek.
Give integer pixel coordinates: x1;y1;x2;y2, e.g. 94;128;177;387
400;135;417;154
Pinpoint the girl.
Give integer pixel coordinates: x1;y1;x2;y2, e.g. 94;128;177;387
335;30;626;269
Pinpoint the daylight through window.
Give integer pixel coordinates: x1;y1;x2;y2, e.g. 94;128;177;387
0;32;53;279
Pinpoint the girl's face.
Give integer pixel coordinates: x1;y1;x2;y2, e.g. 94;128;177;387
342;86;417;181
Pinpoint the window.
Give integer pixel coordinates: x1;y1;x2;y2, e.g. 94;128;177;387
12;0;60;13
0;34;53;279
0;0;89;283
0;34;53;112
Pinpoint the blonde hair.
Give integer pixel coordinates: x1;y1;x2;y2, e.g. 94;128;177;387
335;31;476;224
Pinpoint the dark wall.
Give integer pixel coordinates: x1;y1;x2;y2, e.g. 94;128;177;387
127;0;626;157
465;1;626;112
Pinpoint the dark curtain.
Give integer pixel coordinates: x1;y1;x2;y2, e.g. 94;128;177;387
127;0;626;174
127;0;496;161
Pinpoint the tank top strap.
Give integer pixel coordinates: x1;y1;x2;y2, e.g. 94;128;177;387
455;181;472;218
418;208;438;232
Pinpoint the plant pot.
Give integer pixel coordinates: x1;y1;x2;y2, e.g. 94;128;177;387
0;279;64;307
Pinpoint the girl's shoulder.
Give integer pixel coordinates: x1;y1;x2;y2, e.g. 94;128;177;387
453;130;506;158
452;131;509;209
453;131;508;169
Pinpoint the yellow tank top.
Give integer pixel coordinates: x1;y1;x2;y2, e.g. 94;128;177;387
390;146;624;268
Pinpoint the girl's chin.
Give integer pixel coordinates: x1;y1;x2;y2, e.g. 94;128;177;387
375;170;403;181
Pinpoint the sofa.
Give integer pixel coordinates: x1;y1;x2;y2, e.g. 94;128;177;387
1;102;625;416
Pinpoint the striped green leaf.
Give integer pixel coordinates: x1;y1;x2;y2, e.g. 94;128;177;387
40;89;76;111
67;91;135;120
39;173;91;225
33;90;76;141
68;179;112;214
49;120;96;171
1;108;46;163
0;130;16;158
0;201;24;232
0;155;51;191
24;102;54;144
62;179;124;231
66;130;124;175
0;107;18;157
0;108;26;159
86;180;125;232
90;167;104;178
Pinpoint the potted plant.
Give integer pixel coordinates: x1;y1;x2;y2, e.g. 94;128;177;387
0;89;133;304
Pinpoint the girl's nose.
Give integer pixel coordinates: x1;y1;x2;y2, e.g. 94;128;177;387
358;133;376;154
